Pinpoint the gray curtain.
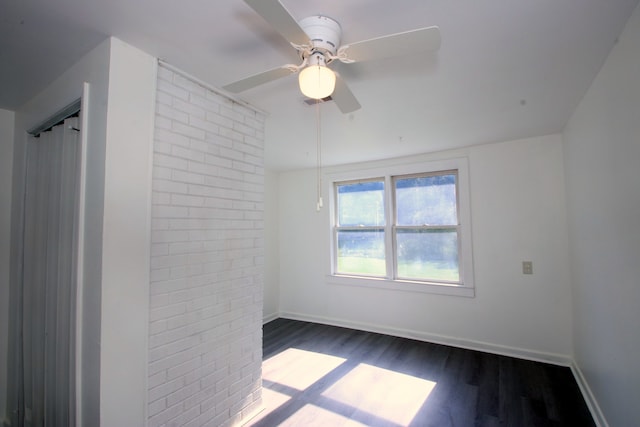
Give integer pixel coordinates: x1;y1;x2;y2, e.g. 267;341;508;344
18;117;80;427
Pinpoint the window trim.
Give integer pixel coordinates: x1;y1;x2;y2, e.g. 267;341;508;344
326;157;475;298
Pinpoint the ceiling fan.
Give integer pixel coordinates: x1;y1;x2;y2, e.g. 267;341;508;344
223;0;441;113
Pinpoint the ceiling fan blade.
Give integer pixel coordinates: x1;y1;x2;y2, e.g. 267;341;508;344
340;26;441;63
331;75;361;114
223;66;297;93
244;0;310;46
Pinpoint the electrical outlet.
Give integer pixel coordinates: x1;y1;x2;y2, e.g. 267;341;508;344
522;261;533;275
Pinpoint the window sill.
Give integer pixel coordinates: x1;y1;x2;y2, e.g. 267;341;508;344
326;274;475;298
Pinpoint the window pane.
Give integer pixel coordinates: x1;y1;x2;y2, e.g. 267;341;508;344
337;181;385;227
396;229;459;282
395;174;457;226
337;230;385;276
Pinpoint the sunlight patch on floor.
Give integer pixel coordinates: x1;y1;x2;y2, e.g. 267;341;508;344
260;387;291;414
262;348;347;391
321;363;437;426
279;404;369;427
253;349;437;426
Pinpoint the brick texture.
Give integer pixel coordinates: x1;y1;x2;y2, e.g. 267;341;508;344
149;64;265;427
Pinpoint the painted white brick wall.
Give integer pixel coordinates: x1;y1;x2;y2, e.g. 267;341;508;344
149;64;265;427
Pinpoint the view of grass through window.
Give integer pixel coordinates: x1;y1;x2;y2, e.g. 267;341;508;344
335;172;460;283
336;180;386;277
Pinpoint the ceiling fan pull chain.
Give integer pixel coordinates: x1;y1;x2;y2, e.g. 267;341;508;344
316;98;323;212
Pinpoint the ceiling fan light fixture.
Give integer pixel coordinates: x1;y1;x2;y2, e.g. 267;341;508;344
299;64;336;100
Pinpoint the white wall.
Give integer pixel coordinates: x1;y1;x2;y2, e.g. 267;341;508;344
276;134;573;362
263;170;280;322
9;37;156;426
0;108;15;426
563;4;640;426
100;38;156;427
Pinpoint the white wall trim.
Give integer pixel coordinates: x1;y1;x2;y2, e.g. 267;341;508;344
277;311;572;366
570;362;609;427
74;82;91;427
141;58;158;427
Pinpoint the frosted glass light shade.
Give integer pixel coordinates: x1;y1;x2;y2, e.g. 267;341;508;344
299;65;336;99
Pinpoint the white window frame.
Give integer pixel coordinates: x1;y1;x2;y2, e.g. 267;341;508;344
327;157;475;297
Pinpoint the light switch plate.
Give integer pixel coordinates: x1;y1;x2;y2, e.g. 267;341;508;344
523;261;533;274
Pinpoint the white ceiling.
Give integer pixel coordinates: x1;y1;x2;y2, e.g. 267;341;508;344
1;0;638;170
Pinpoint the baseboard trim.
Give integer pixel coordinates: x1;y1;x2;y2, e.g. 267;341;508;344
262;312;279;324
239;404;265;427
570;362;609;427
278;311;572;367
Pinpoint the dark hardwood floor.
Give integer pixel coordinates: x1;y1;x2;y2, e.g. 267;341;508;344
246;318;595;427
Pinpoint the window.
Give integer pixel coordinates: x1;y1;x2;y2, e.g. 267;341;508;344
394;172;460;283
335;179;386;277
329;158;474;297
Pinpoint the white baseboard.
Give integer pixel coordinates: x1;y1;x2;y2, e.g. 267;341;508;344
239;404;265;427
262;312;279;324
570;362;609;427
278;311;573;366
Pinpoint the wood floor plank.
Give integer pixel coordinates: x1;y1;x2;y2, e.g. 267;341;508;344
246;319;595;427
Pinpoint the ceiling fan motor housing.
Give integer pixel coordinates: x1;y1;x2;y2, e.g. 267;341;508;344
299;15;342;63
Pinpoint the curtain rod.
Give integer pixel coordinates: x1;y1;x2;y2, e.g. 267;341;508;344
27;98;82;136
